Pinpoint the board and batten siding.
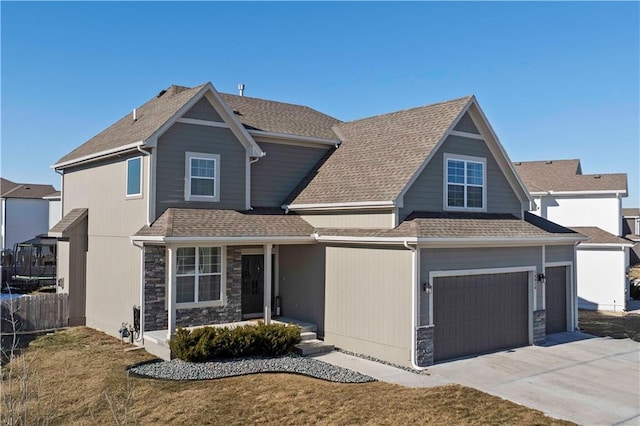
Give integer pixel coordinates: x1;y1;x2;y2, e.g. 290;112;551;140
546;245;574;264
324;245;413;367
278;244;326;334
155;123;247;215
419;246;543;326
63;154;147;334
251;142;330;207
452;111;480;134
182;97;224;122
400;135;522;220
300;211;394;229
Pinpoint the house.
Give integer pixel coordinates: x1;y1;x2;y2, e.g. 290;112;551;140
50;82;584;368
622;208;640;266
514;160;634;312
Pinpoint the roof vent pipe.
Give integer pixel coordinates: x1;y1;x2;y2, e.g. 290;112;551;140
133;108;137;122
238;83;245;96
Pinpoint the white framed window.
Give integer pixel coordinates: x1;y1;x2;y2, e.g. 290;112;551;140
185;152;220;202
175;246;224;306
126;157;142;197
444;153;486;211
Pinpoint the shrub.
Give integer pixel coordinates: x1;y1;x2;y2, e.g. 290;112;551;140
169;322;301;362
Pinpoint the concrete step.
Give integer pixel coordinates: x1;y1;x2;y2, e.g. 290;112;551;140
295;339;334;356
300;331;317;341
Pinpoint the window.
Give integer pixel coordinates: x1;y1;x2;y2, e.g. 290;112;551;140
444;154;486;210
176;247;223;305
126;157;142;197
185;152;220;202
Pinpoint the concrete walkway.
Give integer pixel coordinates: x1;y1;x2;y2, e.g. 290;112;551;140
315;333;640;425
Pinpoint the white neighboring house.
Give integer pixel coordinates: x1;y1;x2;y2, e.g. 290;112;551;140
44;191;62;231
514;160;634;312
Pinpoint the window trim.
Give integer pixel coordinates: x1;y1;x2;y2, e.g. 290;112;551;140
443;153;487;212
173;245;226;309
126;156;143;198
185;152;220;202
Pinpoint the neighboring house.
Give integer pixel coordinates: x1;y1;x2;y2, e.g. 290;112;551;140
44;191;62;231
50;82;584;368
622;208;640;266
514;160;633;312
1;178;56;255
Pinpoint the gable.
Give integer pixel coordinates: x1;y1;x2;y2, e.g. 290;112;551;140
399;134;523;220
183;97;224;122
452;111;480;134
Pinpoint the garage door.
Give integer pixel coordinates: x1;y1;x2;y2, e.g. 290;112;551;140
545;266;567;334
433;272;530;362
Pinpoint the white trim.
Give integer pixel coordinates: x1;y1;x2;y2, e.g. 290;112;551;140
546;261;575;331
126;156;143;198
176;117;230;128
173;245;226;308
167;247;176;340
429;266;536;345
529;190;627;196
52;141;144;170
578;242;634;248
249;130;340;147
185;152;220;202
264;244;273;323
449;130;484;140
131;235;315;245
443;153;487;212
541;245;546;311
286;200;396;211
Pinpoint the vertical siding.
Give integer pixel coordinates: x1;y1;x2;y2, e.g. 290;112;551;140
156;123;247;214
420;246;543;326
453;112;480;134
324;245;412;367
183;97;224;122
251;142;329;207
278;244;326;333
400;135;522;220
301;211;394;228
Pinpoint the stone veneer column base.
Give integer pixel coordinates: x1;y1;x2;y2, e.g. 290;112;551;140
533;309;546;345
416;325;434;367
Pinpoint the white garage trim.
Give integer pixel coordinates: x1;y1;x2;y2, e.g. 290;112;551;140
428;266;537;344
546;261;574;331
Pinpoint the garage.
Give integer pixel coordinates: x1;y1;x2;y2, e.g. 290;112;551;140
433;271;530;362
545;266;567;334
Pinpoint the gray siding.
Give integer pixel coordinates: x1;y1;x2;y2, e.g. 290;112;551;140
278;244;326;334
453;111;480;134
420;246;543;326
251;142;329;207
400;135;522;220
156;123;247;215
546;245;574;263
183;97;224;122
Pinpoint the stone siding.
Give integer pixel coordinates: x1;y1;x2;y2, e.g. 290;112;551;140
143;245;243;332
416;325;434;367
533;309;546;345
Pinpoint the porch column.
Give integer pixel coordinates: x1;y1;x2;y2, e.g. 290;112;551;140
167;246;176;340
264;243;272;324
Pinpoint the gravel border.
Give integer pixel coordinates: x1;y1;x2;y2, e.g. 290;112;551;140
335;348;431;375
129;354;375;383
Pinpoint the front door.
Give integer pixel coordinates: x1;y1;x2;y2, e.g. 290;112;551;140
242;255;264;317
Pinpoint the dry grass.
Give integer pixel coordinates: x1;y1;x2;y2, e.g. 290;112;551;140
1;327;572;425
628;266;640;281
579;310;640;342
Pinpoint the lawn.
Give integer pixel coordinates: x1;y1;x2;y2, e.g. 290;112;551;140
1;327;571;425
579;310;640;342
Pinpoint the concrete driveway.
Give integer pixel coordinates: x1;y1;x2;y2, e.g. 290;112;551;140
317;332;639;425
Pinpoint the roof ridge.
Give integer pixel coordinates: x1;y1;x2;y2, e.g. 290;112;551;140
337;95;474;126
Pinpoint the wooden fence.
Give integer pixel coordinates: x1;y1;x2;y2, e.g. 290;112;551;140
1;293;69;334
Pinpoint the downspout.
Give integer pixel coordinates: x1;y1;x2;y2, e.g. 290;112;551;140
573;241;580;331
131;239;145;343
136;146;151;226
54;168;64;216
403;240;428;371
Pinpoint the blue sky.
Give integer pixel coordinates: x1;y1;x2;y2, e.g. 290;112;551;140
2;1;638;206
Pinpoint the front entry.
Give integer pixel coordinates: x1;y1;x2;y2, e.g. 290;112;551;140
242;255;264;317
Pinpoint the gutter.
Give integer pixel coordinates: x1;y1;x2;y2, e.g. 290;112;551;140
403;240;428;371
52;141;145;170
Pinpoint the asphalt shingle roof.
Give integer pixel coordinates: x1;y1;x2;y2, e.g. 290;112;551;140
219;93;341;140
315;211;582;240
513;159;627;193
287;96;473;205
1;177;56;199
623;208;640;218
570;226;633;246
49;208;88;235
135;208;315;238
